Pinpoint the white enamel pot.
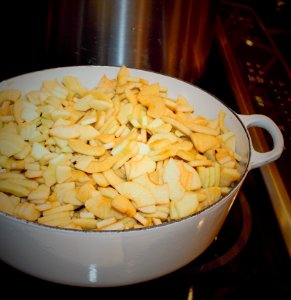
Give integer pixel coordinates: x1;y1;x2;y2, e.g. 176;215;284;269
0;66;284;287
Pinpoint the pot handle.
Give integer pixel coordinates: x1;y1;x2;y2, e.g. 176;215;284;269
238;114;284;169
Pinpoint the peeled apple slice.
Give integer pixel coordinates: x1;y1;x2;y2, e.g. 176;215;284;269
0;133;26;157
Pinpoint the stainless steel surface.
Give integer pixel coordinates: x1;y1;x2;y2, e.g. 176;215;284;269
46;0;217;82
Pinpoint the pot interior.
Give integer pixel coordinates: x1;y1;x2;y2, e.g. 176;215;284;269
0;65;251;224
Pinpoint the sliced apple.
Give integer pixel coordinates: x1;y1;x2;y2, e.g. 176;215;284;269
72;218;97;230
125;155;156;180
0;192;15;215
161;116;192;136
117;65;130;85
219;167;240;187
147;96;166;119
99;187;119;199
102;169;125;187
50;124;80;139
0;89;21;102
57;187;83;206
115;181;156;208
79;125;100;140
162;158;185;201
43;165;57;187
21;101;39;122
89;98;113;111
111;194;137;217
190;132;219;153
179;162;202;191
198;187;222;210
117;102;133;125
170;192;199;220
0;133;26;157
28;184;50;201
30;142;51;161
85;193;123;219
12;98;24;124
56;165;72;184
74;155;94;172
14;202;41;221
147;132;178;145
0;180;31;197
200;167;210;188
68;139;105;156
91;172;109;187
76;183;96;203
133;173;169;204
84;155;119;173
62;75;87;95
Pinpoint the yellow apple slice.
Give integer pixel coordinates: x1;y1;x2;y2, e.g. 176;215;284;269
0;133;26;157
85;193;122;219
68;139;105;156
219;167;240;187
170;192;199;220
50;124;80;139
111;194;137;217
56;165;72;184
14;202;41;221
133;173;169;205
0;89;21;102
102;169;125;187
125;156;156;180
190;132;219;153
85;155;119;173
0;192;15;215
180;162;202;190
162;158;185;201
115;181;156;208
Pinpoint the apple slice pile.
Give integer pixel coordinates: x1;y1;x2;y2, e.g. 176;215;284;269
0;66;241;230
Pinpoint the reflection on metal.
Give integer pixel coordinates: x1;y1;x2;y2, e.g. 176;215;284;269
187;286;194;300
245;39;254;46
45;0;217;83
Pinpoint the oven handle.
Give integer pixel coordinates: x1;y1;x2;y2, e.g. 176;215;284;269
238;114;284;169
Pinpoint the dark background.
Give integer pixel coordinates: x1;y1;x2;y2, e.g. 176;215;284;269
0;0;290;82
